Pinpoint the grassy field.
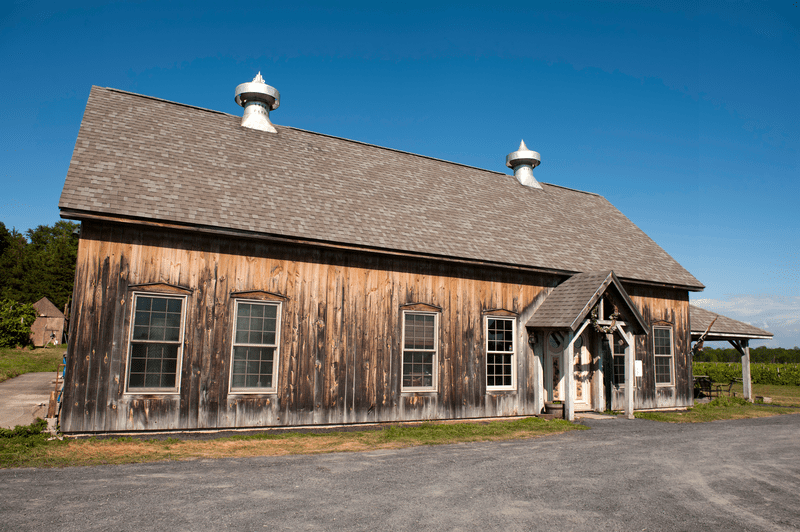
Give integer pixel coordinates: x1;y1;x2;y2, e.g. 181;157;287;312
0;416;583;469
730;383;800;406
636;395;800;423
0;345;66;383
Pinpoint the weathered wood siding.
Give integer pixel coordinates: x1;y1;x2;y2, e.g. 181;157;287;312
612;284;692;410
61;221;559;432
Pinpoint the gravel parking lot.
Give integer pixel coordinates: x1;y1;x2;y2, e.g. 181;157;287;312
2;414;799;531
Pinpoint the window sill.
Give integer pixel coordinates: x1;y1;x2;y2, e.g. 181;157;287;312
486;388;517;394
123;391;180;396
229;390;278;395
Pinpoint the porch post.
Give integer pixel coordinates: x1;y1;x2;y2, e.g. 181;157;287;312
735;339;753;402
593;334;605;412
531;331;545;414
622;327;634;420
605;332;615;412
564;330;575;421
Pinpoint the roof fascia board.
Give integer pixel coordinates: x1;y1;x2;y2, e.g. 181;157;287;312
691;332;773;340
61;210;573;277
61;209;703;291
608;272;649;334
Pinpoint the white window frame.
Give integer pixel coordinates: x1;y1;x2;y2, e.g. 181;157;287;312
125;292;187;394
653;326;674;386
485;316;517;391
401;311;439;392
228;299;282;394
612;337;626;388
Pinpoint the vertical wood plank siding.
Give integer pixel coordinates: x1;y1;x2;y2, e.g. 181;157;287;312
62;222;557;432
619;283;692;410
61;222;694;432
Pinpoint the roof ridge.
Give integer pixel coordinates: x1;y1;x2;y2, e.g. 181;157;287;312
100;86;600;193
541;182;600;197
103;86;232;117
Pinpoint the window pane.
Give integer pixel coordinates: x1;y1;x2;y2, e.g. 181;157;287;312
231;346;275;389
655;357;671;383
487;319;514;387
131;296;183;345
402;313;437;389
128;341;180;390
150;326;166;341
234;302;278;347
613;355;625;385
134;311;150;327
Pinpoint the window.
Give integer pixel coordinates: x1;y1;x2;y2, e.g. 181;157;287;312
613;338;625;386
230;300;281;393
549;331;564;351
127;294;186;393
402;312;438;391
654;327;674;385
486;317;515;389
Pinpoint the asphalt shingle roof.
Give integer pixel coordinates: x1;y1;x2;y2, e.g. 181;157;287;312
526;271;647;332
690;305;772;340
59;86;704;289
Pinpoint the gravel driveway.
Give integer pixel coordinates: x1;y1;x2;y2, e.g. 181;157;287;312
2;414;799;531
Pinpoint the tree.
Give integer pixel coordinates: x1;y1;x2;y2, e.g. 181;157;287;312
0;220;79;311
0;299;37;348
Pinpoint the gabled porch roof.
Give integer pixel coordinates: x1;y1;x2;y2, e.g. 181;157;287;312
526;270;647;334
690;305;773;342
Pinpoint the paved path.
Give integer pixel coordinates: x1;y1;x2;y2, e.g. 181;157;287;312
2;414;799;531
0;372;56;429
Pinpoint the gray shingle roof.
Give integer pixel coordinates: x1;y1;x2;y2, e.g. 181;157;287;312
33;297;64;318
690;305;772;340
59;86;704;289
526;271;647;332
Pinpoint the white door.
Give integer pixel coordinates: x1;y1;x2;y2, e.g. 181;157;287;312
573;333;591;410
546;331;592;410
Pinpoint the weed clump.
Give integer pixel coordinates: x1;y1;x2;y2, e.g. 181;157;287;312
699;396;750;408
0;418;66;467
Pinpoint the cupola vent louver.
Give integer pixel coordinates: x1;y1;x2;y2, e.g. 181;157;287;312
506;140;542;189
234;72;280;133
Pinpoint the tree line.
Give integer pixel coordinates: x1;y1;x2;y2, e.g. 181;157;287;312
695;346;800;364
0;220;79;314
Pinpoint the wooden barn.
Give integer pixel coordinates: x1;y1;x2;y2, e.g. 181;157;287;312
58;75;754;433
30;297;66;347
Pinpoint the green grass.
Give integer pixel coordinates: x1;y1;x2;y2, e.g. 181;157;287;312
636;395;800;423
1;416;583;468
728;383;800;406
0;344;66;383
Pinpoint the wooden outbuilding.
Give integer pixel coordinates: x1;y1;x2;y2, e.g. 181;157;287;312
56;78;762;433
29;297;65;347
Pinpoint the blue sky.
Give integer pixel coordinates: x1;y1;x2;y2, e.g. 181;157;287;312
1;1;798;347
